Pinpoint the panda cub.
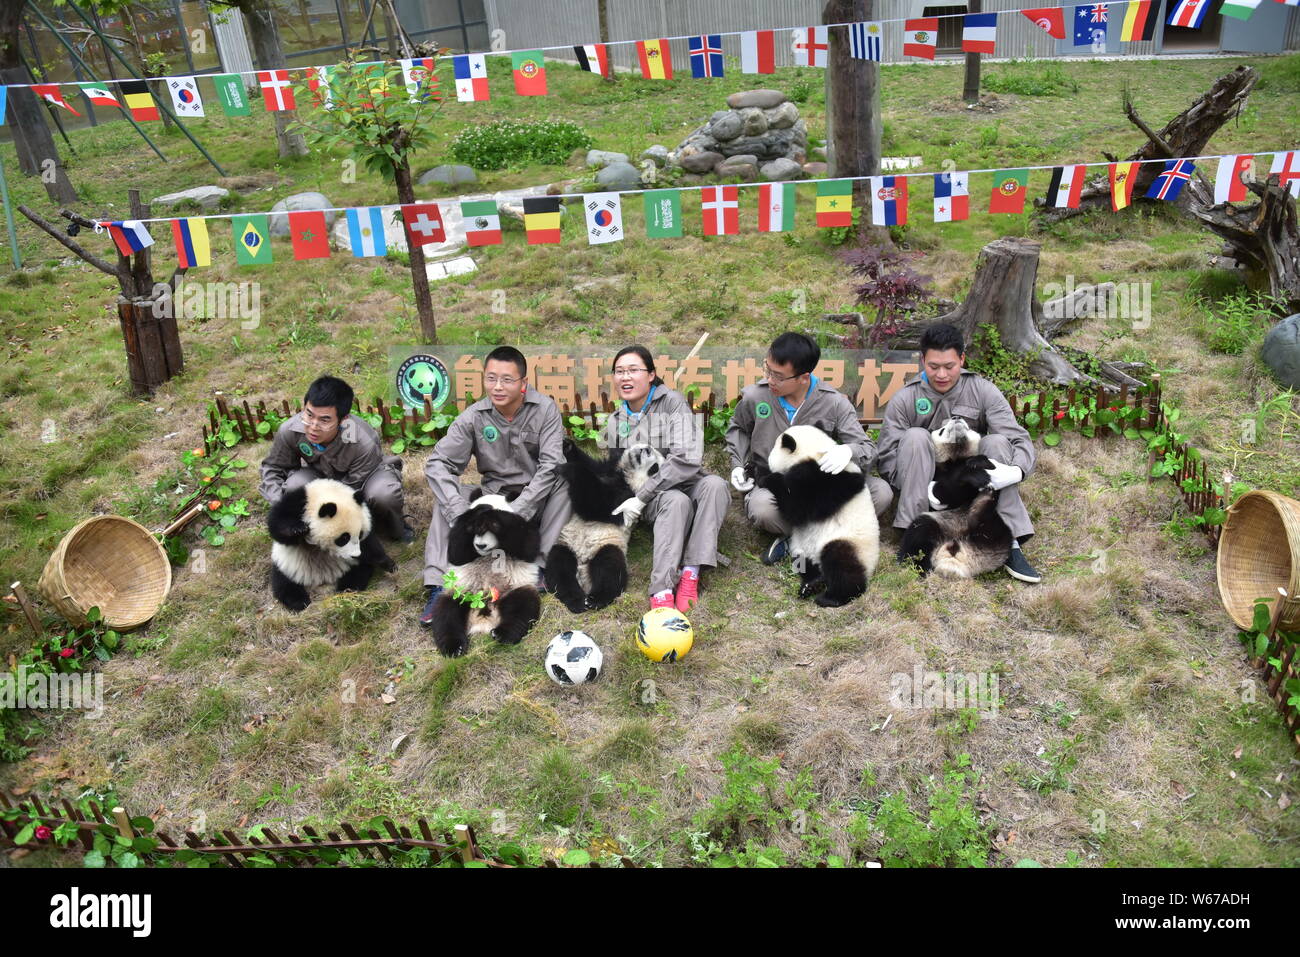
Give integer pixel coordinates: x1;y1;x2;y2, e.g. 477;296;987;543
545;439;665;613
760;425;880;607
268;478;395;611
897;416;1013;578
429;490;542;657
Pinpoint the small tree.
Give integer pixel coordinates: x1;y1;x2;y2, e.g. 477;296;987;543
293;59;446;341
840;244;933;346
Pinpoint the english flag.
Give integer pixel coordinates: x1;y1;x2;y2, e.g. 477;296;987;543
1214;155;1254;204
1270;150;1300;197
903;19;940;59
258;70;296;111
793;26;829;67
701;186;739;235
1022;7;1067;38
740;30;776;74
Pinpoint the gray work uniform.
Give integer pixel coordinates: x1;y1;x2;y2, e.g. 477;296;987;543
603;385;729;596
876;369;1036;538
259;412;406;538
726;378;894;536
422;388;570;585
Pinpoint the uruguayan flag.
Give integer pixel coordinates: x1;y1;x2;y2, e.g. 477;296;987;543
850;21;883;61
346;206;387;258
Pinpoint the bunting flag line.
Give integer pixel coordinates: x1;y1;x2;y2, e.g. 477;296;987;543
1045;164;1086;208
701;185;739;235
1144;159;1196;201
453;54;489;101
232;214;273;265
33;84;81;115
574;43;610;77
903;19;940;59
102;220;153;256
583;192;624;244
644;189;683;238
403;202;447;246
523;196;562;243
1110;162;1139;211
870;175;908;226
258;70;295;111
461;199;501;246
740;30;776;74
962;13;999;53
1022;7;1067;38
637;39;673;79
346;206;388;257
170;217;211;268
793;26;829;67
168;76;204;117
689;35;725;78
758;182;796;232
1119;0;1158;40
990;169;1030;214
511;50;547;95
849;21;883;61
933;172;970;222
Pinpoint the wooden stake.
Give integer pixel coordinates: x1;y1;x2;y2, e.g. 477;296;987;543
9;581;43;637
111;806;133;839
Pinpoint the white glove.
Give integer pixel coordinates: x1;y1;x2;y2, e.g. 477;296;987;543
612;496;645;527
927;481;948;511
730;466;754;492
818;444;853;474
984;458;1024;491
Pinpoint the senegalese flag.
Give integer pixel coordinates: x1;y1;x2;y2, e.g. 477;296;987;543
512;50;547;96
989;169;1030;214
757;182;796;232
637;39;674;80
523;196;561;244
1119;0;1158;39
1110;162;1139;210
1220;0;1263;19
121;80;159;121
213;74;251;116
170;217;210;268
461;199;501;247
232;214;273;265
643;189;682;238
815;179;853;227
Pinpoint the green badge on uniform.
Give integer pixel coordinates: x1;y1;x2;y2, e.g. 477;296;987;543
483;425;499;443
618;421;631;437
915;396;933;415
756;402;772;419
298;441;315;457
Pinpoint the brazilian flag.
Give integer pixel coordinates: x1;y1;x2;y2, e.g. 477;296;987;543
232;214;273;266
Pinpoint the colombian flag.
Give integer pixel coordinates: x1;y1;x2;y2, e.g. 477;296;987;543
523;196;562;244
170;217;211;268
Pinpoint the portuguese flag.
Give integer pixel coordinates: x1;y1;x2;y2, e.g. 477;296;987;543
462;199;502;246
815;179;853;227
989;169;1029;214
523;196;561;244
512;50;547;96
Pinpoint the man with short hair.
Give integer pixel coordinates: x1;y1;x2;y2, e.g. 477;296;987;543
259;375;411;542
876;323;1042;583
419;346;570;625
727;332;894;565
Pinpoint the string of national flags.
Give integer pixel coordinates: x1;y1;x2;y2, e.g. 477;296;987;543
1;0;1295;121
94;149;1300;266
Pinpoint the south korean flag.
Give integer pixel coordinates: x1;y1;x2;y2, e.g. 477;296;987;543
168;76;204;117
583;192;623;245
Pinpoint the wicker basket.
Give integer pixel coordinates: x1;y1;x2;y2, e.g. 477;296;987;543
38;516;172;631
1216;490;1300;631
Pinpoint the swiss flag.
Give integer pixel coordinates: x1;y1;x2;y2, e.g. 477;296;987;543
402;203;446;246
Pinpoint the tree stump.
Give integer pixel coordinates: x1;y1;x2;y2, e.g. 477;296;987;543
118;299;183;396
1193;177;1300;314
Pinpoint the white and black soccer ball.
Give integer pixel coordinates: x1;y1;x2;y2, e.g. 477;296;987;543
545;631;603;686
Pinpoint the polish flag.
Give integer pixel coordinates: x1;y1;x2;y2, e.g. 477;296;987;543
741;30;776;74
1214;155;1254;204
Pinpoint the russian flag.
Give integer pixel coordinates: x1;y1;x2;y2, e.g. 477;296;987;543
103;220;154;256
962;13;998;53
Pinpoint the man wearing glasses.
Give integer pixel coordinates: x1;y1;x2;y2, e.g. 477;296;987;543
259;375;411;543
419;346;569;625
727;333;893;564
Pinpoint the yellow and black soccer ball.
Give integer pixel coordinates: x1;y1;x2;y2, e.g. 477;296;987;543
635;607;694;662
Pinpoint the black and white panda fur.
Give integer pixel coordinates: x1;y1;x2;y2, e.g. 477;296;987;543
268;478;395;612
896;416;1014;578
429;490;542;657
759;424;880;607
545;439;665;614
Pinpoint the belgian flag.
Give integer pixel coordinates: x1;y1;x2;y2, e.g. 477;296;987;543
121;80;160;121
523;197;562;245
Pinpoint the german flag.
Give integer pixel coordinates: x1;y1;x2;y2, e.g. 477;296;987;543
1119;0;1157;41
523;196;562;244
122;80;160;121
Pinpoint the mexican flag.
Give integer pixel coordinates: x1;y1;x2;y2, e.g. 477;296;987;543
512;51;547;96
989;169;1029;214
462;199;501;246
758;183;796;232
815;179;853;227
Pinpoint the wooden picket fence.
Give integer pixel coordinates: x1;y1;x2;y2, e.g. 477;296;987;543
0;790;634;868
1247;592;1300;748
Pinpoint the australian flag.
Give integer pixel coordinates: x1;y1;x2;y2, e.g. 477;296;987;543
689;35;724;78
1145;159;1196;201
1073;4;1109;45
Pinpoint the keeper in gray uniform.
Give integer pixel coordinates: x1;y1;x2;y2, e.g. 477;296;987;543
876;322;1042;583
259;375;411;543
419;346;571;625
603;344;730;613
726;332;894;565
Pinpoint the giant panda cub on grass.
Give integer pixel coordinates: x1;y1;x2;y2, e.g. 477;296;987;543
429;490;542;658
268;478;395;612
760;425;880;607
545;439;666;613
897;416;1013;578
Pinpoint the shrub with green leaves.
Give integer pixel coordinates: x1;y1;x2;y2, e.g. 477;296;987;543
1196;291;1280;355
449;119;594;170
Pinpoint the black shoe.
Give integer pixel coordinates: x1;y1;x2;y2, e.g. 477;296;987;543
419;586;443;626
536;569;551;595
1004;548;1042;583
762;537;789;566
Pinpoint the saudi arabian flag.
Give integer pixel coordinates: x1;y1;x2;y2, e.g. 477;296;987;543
1219;0;1262;18
643;189;682;238
461;199;501;246
213;74;251;116
232;214;273;265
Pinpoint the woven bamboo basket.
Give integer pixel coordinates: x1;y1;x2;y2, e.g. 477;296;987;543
1217;490;1300;631
37;516;171;631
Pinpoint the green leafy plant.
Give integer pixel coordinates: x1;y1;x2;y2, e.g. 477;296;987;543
19;606;120;674
441;569;491;609
449;119;593;170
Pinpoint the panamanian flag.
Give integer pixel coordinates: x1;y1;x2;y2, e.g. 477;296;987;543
102;220;154;256
1144;159;1196;201
689;35;724;78
346;206;387;257
870;176;908;226
933;172;969;222
453;54;489;102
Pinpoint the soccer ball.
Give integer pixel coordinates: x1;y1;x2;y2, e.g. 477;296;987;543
545;631;603;686
636;607;693;662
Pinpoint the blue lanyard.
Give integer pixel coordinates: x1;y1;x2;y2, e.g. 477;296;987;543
623;383;657;422
776;375;818;424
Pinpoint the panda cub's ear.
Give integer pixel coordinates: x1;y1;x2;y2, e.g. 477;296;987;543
781;432;797;452
353;488;365;505
319;502;338;518
469;488;486;504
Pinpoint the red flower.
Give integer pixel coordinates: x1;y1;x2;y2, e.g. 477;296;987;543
1108;406;1118;412
34;825;52;840
1053;411;1066;421
59;647;75;658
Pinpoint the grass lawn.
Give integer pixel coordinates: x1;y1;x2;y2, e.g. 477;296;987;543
0;52;1298;867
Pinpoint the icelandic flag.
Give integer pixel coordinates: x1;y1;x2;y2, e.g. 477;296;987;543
933;172;969;222
870;176;908;226
689;35;724;78
103;220;154;256
1167;0;1212;27
453;54;489;102
962;13;998;53
346;206;387;257
849;22;883;61
1144;159;1196;201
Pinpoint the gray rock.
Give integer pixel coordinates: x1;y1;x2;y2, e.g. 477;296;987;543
710;109;730;123
764;101;800;130
715;158;758;181
586;149;629;168
708;111;743;141
739;107;769;137
760;158;804;182
152;186;229;210
1262;314;1300;389
268;192;337;237
416;164;478;186
727;89;787;110
641;145;669;167
594;161;642;190
680;150;724;173
717;129;803;160
803;162;829;177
